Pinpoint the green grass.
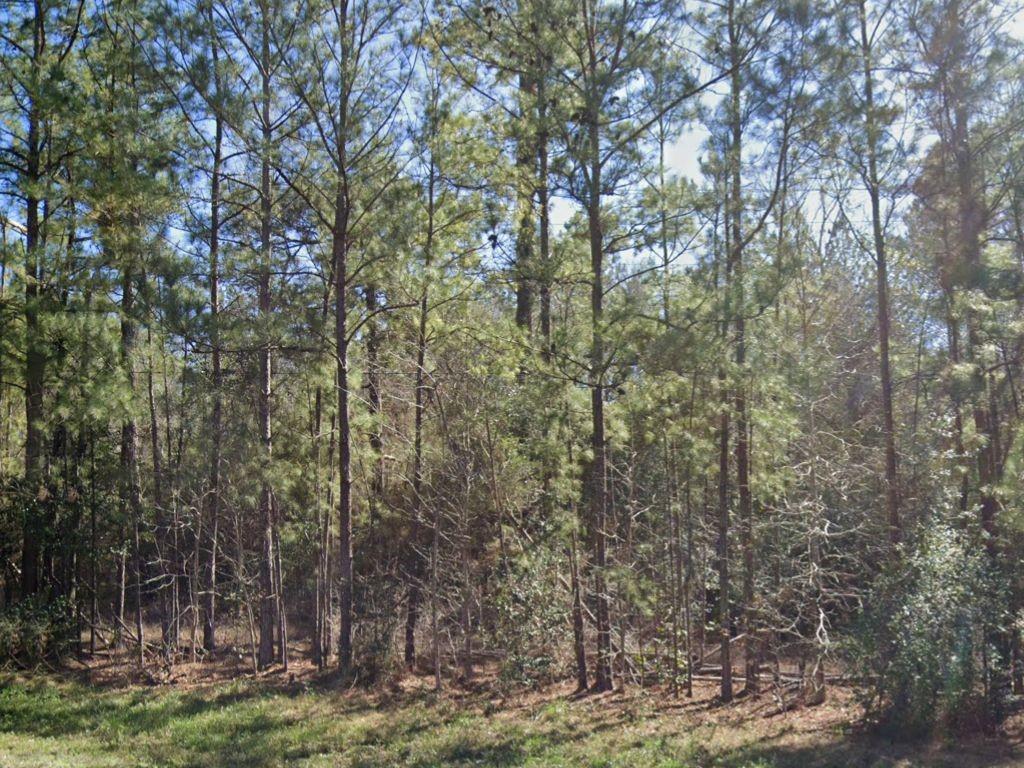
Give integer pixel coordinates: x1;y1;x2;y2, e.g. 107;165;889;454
0;674;1017;767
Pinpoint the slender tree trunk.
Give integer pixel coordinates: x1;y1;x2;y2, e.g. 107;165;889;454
717;190;734;702
514;73;534;334
312;385;326;668
805;404;826;706
682;462;694;698
331;0;355;677
586;103;613;693
537;78;552;357
405;161;436;669
256;3;276;669
431;495;441;691
667;439;680;697
89;435;97;653
945;305;970;510
461;528;472;682
697;476;709;664
334;185;353;675
121;268;145;670
365;284;384;552
322;409;337;664
235;508;258;673
716;373;732;702
310;271;335;668
255;273;275;673
21;0;45;599
859;0;900;544
147;332;171;656
116;549;127;648
569;529;588;691
203;6;224;654
273;500;288;669
726;2;757;695
563;432;588;692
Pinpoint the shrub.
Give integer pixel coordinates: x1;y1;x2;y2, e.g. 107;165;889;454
499;652;555;689
0;596;76;666
490;547;567;690
852;522;1005;736
351;574;404;685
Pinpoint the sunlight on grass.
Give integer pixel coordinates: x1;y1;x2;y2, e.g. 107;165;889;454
0;676;712;767
0;675;1009;767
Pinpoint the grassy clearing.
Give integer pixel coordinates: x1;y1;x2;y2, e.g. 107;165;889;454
0;673;1019;767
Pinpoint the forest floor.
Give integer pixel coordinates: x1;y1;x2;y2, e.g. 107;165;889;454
2;650;1023;767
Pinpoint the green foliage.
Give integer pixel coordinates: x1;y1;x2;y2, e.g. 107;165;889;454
351;575;405;686
0;597;75;666
490;547;568;690
853;521;1005;736
2;0;1024;750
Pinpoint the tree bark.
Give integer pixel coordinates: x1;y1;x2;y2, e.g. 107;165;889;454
147;332;172;656
334;184;353;675
586;89;613;693
726;0;758;696
365;284;384;552
20;0;46;599
256;0;276;669
405;158;436;670
537;77;552;357
858;0;900;545
203;2;224;653
121;268;145;670
569;529;588;692
716;187;734;702
514;73;535;334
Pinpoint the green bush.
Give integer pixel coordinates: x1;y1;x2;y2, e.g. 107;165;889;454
853;522;1005;736
351;574;404;685
490;547;567;690
499;652;555;689
0;596;76;666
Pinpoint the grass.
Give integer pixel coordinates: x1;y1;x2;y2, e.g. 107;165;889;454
0;671;1020;767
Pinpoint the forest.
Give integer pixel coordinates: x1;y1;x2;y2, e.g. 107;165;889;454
2;0;1024;764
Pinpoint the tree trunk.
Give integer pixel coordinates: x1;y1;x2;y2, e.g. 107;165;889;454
431;496;441;692
21;0;45;599
514;73;535;334
121;268;145;670
256;3;276;669
147;332;172;657
537;78;551;357
334;185;353;675
726;0;757;696
716;373;732;702
273;501;288;670
586;100;613;693
405;160;436;670
859;0;900;545
461;541;473;683
203;4;224;654
717;189;734;702
365;284;384;553
569;530;588;691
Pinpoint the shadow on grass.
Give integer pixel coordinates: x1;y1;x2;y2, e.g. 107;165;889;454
714;730;1021;768
387;735;524;768
4;674;1022;768
0;678;268;740
1;674;497;767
